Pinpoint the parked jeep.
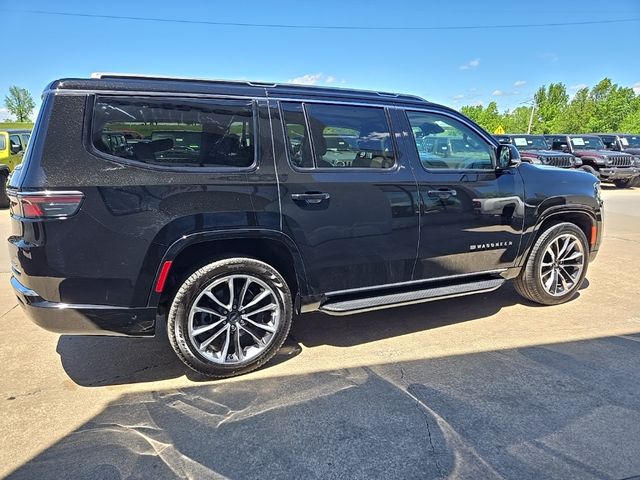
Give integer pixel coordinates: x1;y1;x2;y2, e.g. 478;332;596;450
0;129;31;208
544;134;638;188
495;134;583;169
8;74;603;378
596;134;640;187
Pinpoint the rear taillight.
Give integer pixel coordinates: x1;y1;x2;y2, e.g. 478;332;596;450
10;191;84;219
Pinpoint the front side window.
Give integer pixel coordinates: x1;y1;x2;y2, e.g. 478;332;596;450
304;104;395;169
407;111;494;170
92;97;255;168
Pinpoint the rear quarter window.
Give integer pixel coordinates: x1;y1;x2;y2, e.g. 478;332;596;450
92;96;256;169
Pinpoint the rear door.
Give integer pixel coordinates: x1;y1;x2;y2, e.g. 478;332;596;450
269;99;420;295
398;108;525;280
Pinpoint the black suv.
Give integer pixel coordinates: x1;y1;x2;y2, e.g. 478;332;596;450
8;74;603;378
545;134;638;187
494;134;583;169
595;134;640;187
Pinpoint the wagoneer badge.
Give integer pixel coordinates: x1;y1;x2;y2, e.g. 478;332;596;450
470;241;513;251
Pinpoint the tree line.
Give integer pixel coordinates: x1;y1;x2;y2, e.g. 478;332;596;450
460;78;640;135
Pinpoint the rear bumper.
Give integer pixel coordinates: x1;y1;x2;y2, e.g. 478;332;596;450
11;276;156;336
599;167;638;180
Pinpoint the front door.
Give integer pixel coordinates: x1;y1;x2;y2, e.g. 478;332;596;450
399;108;525;280
269;99;420;295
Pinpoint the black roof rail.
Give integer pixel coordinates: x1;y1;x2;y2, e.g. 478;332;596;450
89;72;427;103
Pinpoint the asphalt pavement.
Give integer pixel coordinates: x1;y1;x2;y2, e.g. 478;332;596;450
1;186;640;479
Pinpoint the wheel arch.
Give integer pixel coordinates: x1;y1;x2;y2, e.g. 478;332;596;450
148;229;309;314
519;206;598;267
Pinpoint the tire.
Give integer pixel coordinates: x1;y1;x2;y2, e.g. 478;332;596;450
632;176;640;188
167;257;293;378
613;178;632;189
514;222;589;306
580;165;600;180
0;169;10;209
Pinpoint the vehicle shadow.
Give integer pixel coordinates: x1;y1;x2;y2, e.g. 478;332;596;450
12;332;640;480
56;282;586;387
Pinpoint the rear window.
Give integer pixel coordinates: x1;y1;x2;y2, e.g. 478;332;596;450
304;104;395;169
92;97;256;168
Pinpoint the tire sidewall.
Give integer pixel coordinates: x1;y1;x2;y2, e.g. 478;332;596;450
530;223;589;304
168;258;292;377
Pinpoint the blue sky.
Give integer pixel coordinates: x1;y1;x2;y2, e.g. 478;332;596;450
1;0;639;120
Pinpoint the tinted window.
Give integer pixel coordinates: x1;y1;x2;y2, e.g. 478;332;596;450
407;111;493;170
280;102;313;168
9;135;22;151
304;104;395;169
0;135;5;150
92;97;255;168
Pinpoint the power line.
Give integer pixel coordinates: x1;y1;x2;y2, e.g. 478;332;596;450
3;8;640;31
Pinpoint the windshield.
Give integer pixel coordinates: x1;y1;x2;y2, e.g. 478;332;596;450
511;135;549;150
620;135;640;148
570;136;604;150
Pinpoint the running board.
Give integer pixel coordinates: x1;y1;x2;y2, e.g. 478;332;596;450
319;278;505;316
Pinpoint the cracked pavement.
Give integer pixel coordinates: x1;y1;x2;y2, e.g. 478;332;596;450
1;187;640;479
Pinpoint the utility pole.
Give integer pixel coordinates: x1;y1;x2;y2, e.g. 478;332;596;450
527;103;536;134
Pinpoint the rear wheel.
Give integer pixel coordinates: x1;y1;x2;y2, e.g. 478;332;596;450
514;223;589;306
613;178;632;189
0;169;10;209
167;257;293;378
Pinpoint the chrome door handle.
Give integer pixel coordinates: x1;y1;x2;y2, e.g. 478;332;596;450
291;192;331;204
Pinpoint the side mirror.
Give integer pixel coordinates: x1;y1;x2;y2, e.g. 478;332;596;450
497;144;521;168
10;143;22;155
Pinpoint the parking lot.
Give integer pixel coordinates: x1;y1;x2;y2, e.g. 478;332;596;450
0;186;638;479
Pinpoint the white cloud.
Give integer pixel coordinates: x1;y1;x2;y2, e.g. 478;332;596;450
514;80;526;87
492;90;504;97
451;94;465;100
459;58;480;70
569;83;588;91
0;108;11;121
632;82;640;95
288;73;342;86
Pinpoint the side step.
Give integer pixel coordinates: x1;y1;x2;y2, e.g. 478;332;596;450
319;278;505;316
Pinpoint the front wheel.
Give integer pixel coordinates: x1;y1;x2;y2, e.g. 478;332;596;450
613;178;632;189
167;258;293;378
580;165;600;180
514;223;589;306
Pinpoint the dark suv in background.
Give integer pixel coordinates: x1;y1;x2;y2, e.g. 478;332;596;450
8;74;603;377
545;134;638;187
596;134;640;187
495;134;582;170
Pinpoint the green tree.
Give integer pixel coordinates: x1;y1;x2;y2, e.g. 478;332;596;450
586;78;636;132
502;105;532;133
554;87;595;133
532;83;568;133
4;86;35;122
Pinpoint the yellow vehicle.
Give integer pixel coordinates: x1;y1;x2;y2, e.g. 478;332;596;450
0;129;31;207
0;129;31;170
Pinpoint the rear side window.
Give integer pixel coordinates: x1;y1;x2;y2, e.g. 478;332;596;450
281;102;313;168
0;135;5;150
304;104;395;169
92;97;256;168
